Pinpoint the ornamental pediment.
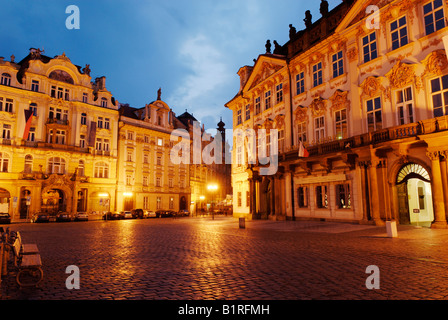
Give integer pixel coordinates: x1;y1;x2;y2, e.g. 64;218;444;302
244;56;287;93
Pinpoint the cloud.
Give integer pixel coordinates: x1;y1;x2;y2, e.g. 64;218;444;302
167;34;233;124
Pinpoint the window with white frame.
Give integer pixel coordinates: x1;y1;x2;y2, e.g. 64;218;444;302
265;90;271;110
29;103;38;116
297;121;307;145
126;174;133;185
1;98;13;113
156;176;161;187
245;104;250;121
2;124;11;140
276;83;283;104
332;51;344;78
424;0;445;35
366;97;382;132
94;161;109;178
362;32;378;63
24;155;33;173
278;128;285;153
0;152;9;172
127;131;134;140
335;109;347;140
101;97;108;107
296;72;305;95
48;157;66;174
431;74;448;117
27;127;36;142
55;130;66;144
79;135;86;148
31;80;39;92
143;196;149;209
313;62;323;87
97;117;103;129
396;87;414;125
237;108;242;125
80;113;87;125
127;148;134;162
255;96;261;115
143;175;148;186
104;118;110;130
391;16;408;50
314;116;325;143
78;160;85;177
82;93;88;103
1;73;11;86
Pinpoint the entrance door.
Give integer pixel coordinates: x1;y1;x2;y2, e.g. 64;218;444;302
42;189;65;215
397;183;410;225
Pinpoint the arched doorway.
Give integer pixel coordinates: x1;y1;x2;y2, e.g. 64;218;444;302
20;189;31;219
396;163;434;227
42;189;66;215
180;196;187;210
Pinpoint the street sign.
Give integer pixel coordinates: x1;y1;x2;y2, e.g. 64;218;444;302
413;209;420;213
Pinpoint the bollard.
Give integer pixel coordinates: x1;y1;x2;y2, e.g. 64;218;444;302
239;217;245;229
386;220;398;238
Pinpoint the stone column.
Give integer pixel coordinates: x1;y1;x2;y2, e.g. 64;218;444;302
427;151;447;228
440;151;448;218
369;158;384;225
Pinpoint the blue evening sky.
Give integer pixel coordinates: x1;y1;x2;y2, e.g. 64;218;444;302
0;0;341;131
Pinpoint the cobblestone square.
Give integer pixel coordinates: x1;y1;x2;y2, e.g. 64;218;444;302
2;216;448;302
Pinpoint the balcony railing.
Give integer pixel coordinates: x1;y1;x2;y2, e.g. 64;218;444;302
283;116;446;161
46;118;69;125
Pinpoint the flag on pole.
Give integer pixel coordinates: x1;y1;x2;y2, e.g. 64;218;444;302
298;140;309;158
23;109;33;140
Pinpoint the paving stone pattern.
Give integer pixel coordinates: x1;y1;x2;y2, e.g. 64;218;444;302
2;216;448;300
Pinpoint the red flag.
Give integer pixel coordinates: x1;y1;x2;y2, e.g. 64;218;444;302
298;140;309;158
23;109;33;140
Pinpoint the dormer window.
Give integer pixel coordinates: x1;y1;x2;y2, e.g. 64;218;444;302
101;97;108;107
1;73;11;86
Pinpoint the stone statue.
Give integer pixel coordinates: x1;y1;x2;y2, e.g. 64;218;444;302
289;24;297;40
83;64;91;76
265;40;271;54
304;10;312;28
273;40;282;54
320;0;329;16
157;87;162;100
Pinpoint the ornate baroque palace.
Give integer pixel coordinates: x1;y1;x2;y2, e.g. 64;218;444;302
0;49;230;222
226;0;448;227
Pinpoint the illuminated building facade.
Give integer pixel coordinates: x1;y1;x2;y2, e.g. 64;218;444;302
226;0;448;227
0;49;119;220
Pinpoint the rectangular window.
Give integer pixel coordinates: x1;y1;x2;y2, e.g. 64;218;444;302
169;178;173;188
332;51;344;78
79;135;86;148
97;117;103;129
362;32;378;63
31;80;39;92
157;156;162;166
255;97;261;115
278;129;285;153
157;137;163;146
104;118;110;130
336;184;351;209
237;108;242;125
55;130;66;145
424;0;445;35
4;98;13;113
80;113;87;125
169;197;174;209
391;16;408;50
366;97;382;132
27;127;36;142
316;185;328;209
245;104;250;121
396;87;414;125
335;109;347;140
143;196;149;209
127;148;133;162
431;74;448;117
297;186;309;208
313;62;323;87
57;87;63;99
296;72;305;95
127;131;134;140
314;116;325;143
237;192;242;207
82;93;88;103
29;104;38;116
103;139;110;152
51;86;56;98
143;153;149;164
144;135;150;144
265;91;271;110
156;177;161;187
95;138;102;151
64;89;70;101
157;197;162;209
143;176;148;187
276;83;283;104
126;174;133;186
2;124;11;140
297;122;307;145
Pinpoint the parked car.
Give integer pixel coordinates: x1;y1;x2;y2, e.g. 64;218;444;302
145;210;157;218
178;209;190;217
132;208;144;219
32;213;50;223
102;211;121;220
158;210;175;218
121;211;133;219
74;212;88;221
0;213;11;224
56;212;72;222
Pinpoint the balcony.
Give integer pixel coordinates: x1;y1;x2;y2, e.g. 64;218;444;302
46;118;69;125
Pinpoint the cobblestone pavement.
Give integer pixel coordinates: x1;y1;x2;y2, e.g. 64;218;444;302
2;216;448;301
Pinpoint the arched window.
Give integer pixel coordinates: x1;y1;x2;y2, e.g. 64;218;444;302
396;163;430;184
24;155;33;173
94;162;109;178
1;73;11;86
78;160;85;177
0;152;9;172
48;157;66;174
